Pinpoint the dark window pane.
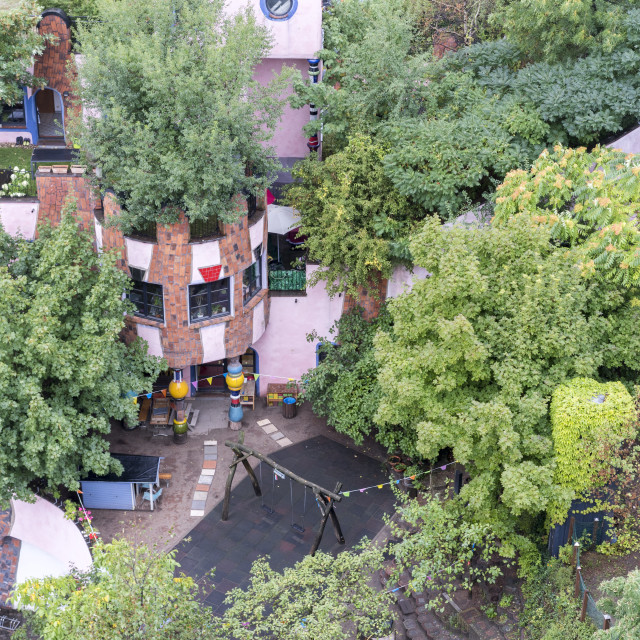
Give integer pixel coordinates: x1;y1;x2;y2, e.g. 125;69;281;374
127;278;164;321
188;278;231;321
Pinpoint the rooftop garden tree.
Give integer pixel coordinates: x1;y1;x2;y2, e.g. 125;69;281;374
0;207;163;505
72;0;290;232
373;215;640;557
0;0;50;105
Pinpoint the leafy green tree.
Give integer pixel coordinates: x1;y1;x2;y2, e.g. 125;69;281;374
13;538;220;639
0;206;163;505
389;492;504;611
291;0;430;151
301;306;391;446
15;538;392;640
493;0;635;63
493;145;640;287
222;544;392;640
595;569;640;639
373;216;640;551
0;0;50;105
50;0;98;18
72;0;291;231
287;133;422;294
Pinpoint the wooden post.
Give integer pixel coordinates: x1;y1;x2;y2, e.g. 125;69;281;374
575;566;581;599
580;590;589;622
603;615;611;630
222;431;261;521
327;482;345;545
572;541;580;566
310;490;332;557
567;516;575;544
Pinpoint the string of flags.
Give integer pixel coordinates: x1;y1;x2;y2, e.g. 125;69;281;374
340;461;458;497
131;371;299;403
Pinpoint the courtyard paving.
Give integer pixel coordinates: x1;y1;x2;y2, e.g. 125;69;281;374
173;433;396;612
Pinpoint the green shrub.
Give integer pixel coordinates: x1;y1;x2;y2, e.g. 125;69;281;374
549;377;635;522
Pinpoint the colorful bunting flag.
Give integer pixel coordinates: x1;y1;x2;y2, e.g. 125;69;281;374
377;484;383;489
133;397;138;404
161;389;167;397
254;374;260;381
192;381;197;390
146;393;152;399
343;492;350;497
207;377;213;385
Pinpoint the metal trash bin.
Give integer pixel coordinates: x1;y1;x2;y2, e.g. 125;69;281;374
282;396;297;419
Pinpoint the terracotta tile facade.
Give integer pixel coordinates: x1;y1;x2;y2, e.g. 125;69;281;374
343;270;387;321
101;194;269;370
34;12;75;140
35;173;97;236
0;508;20;606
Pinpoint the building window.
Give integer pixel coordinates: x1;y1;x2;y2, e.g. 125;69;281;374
189;278;231;322
128;270;164;321
260;0;297;21
243;245;262;304
1;101;26;128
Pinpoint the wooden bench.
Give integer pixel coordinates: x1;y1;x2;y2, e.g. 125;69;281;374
138;397;151;423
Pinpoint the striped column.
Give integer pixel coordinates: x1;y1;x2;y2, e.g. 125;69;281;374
307;58;320;151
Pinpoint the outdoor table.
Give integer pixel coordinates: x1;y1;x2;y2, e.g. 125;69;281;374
149;398;171;425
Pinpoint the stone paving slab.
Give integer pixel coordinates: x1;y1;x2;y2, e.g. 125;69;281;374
277;437;293;447
173;435;395;615
270;432;284;441
262;424;278;434
256;419;271;427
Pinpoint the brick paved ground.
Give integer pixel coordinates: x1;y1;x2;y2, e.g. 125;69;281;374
173;435;396;613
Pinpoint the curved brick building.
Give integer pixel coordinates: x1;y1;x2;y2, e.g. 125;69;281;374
96;193;269;388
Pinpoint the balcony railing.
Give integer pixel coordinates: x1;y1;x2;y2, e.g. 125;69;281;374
268;269;306;291
190;216;223;240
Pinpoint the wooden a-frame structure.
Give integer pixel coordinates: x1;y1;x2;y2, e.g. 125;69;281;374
222;432;345;555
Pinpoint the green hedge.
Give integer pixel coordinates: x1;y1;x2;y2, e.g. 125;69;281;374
550;377;635;521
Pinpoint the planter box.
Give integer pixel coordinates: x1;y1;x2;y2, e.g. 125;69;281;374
37;165;52;173
51;165;69;174
70;165;86;175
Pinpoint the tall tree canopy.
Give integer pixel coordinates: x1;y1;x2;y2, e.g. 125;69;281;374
0;208;163;505
14;538;392;640
290;0;640;295
72;0;290;231
0;0;49;105
493;145;640;288
373;216;640;549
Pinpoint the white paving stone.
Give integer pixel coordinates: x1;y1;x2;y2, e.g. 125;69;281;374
262;424;278;434
193;491;208;501
277;437;293;447
204;440;217;446
257;419;272;427
271;432;285;440
198;474;214;485
201;468;216;476
190;510;205;517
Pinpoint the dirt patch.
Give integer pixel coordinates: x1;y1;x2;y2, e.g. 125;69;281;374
579;549;640;602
